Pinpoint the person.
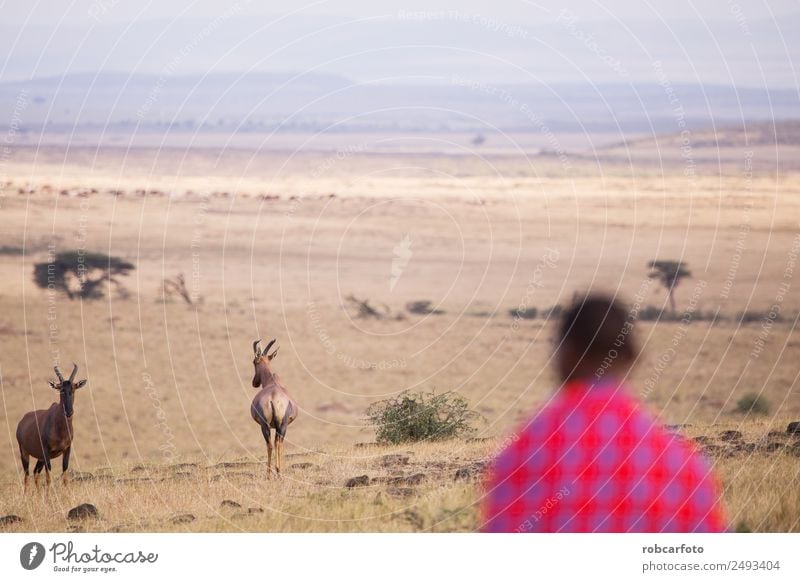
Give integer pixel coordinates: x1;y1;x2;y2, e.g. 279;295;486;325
481;294;727;532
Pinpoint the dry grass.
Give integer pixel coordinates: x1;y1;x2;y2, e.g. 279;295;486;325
1;428;798;532
0;440;492;533
0;144;799;531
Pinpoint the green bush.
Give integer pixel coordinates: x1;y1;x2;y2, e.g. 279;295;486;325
735;393;771;416
366;390;481;444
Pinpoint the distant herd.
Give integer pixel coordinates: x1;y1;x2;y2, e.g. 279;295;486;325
15;339;297;490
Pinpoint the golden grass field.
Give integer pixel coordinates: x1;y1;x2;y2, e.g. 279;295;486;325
0;136;799;531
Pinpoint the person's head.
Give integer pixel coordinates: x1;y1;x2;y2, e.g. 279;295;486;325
555;294;638;383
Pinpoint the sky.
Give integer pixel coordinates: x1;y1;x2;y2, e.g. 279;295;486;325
0;0;798;88
1;0;798;26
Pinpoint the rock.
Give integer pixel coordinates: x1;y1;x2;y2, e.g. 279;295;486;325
767;431;788;439
405;473;426;486
68;504;99;521
170;514;195;525
732;443;756;454
220;500;242;509
692;436;713;445
701;444;724;456
291;463;314;469
0;515;23;527
787;422;800;434
389;473;426;486
345;475;370;488
454;461;488;481
454;467;474;481
381;454;409;467
354;442;380;449
248;507;264;514
719;430;743;442
758;442;786;453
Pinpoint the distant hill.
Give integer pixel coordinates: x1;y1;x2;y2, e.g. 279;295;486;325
1;72;797;135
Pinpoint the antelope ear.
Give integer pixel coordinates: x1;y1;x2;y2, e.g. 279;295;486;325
48;380;59;390
75;379;88;389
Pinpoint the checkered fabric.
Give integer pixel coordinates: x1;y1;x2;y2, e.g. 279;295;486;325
481;378;728;532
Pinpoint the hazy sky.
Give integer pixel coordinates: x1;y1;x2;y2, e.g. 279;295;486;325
2;0;798;26
0;0;797;87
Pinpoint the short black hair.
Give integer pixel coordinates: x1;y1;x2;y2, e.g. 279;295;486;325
558;294;638;366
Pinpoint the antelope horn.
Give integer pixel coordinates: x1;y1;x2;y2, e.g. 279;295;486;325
253;339;262;356
69;362;78;382
54;366;64;382
264;339;277;354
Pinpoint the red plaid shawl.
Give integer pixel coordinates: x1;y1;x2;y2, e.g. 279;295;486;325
481;379;727;532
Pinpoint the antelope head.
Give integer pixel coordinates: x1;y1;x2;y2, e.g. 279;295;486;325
252;338;279;387
49;363;88;417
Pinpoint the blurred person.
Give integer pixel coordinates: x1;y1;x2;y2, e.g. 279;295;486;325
482;294;727;532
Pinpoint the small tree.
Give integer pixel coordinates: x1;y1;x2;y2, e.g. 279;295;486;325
647;260;691;314
366;390;480;444
163;273;194;305
34;251;135;300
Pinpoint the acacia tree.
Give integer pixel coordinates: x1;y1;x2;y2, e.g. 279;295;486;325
34;251;135;300
647;260;691;314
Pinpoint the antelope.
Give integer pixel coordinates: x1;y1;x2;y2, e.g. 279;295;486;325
251;339;298;477
16;364;87;491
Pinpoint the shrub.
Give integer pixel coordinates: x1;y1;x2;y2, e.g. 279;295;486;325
509;307;537;319
539;305;563;319
406;300;444;315
637;305;662;321
738;310;782;324
637;305;687;322
366;390;481;444
735;393;771;416
0;245;25;255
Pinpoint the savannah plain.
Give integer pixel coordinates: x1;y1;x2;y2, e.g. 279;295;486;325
0;131;799;532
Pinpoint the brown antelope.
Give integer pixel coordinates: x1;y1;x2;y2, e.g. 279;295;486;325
16;364;87;491
251;339;298;477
